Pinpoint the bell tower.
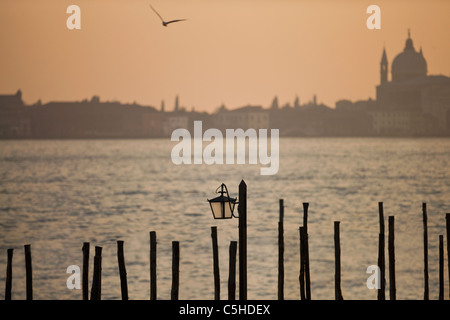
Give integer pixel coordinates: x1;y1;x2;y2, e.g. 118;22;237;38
380;47;388;85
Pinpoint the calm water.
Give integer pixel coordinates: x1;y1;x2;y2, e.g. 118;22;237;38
0;138;449;300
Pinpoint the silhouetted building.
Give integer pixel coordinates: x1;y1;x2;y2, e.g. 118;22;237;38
391;30;427;82
142;112;164;137
30;96;160;138
162;112;189;136
373;31;450;135
174;95;179;112
269;96;350;136
212;105;269;132
270;96;279;110
294;96;301;109
0;90;32;138
1;30;449;139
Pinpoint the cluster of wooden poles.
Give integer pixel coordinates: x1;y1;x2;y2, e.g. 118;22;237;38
3;202;450;300
292;202;450;301
292;202;450;300
374;202;449;300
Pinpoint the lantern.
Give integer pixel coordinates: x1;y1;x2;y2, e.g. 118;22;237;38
207;183;237;219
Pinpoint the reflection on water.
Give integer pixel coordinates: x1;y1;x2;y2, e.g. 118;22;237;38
0;138;449;300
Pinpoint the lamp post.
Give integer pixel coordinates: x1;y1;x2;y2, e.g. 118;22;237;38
208;180;247;300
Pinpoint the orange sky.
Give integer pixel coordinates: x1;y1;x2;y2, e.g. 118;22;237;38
1;0;450;112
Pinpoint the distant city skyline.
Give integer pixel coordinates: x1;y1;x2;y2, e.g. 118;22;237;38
1;0;450;112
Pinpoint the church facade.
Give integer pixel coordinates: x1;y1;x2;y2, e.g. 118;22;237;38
373;31;450;135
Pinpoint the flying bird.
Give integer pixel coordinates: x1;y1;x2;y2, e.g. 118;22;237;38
149;4;187;27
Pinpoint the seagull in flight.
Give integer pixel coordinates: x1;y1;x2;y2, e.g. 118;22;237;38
149;4;187;27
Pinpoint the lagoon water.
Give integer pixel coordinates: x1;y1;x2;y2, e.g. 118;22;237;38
0;138;449;300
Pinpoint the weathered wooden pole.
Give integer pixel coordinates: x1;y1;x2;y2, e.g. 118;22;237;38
377;202;385;300
388;216;396;300
171;241;180;300
228;241;237;301
299;226;306;300
82;242;89;301
90;246;102;300
334;221;343;300
5;248;13;300
446;213;450;299
117;240;128;300
439;235;444;300
422;203;429;300
211;226;220;300
238;180;247;300
278;199;284;300
24;244;32;300
302;202;311;300
303;202;309;234
150;231;157;300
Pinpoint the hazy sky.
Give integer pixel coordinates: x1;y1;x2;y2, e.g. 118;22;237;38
1;0;450;112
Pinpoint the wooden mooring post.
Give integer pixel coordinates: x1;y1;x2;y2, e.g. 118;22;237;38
238;180;247;301
388;216;396;300
334;221;343;300
5;248;13;300
302;202;311;300
278;199;284;300
299;226;306;300
90;246;102;300
150;231;157;300
211;226;220;300
446;213;450;299
439;235;444;300
24;244;32;300
228;241;237;301
422;203;429;300
117;240;128;300
82;242;89;301
377;202;385;300
171;241;180;300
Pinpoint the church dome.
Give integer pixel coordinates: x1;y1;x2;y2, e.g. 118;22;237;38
391;32;427;82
